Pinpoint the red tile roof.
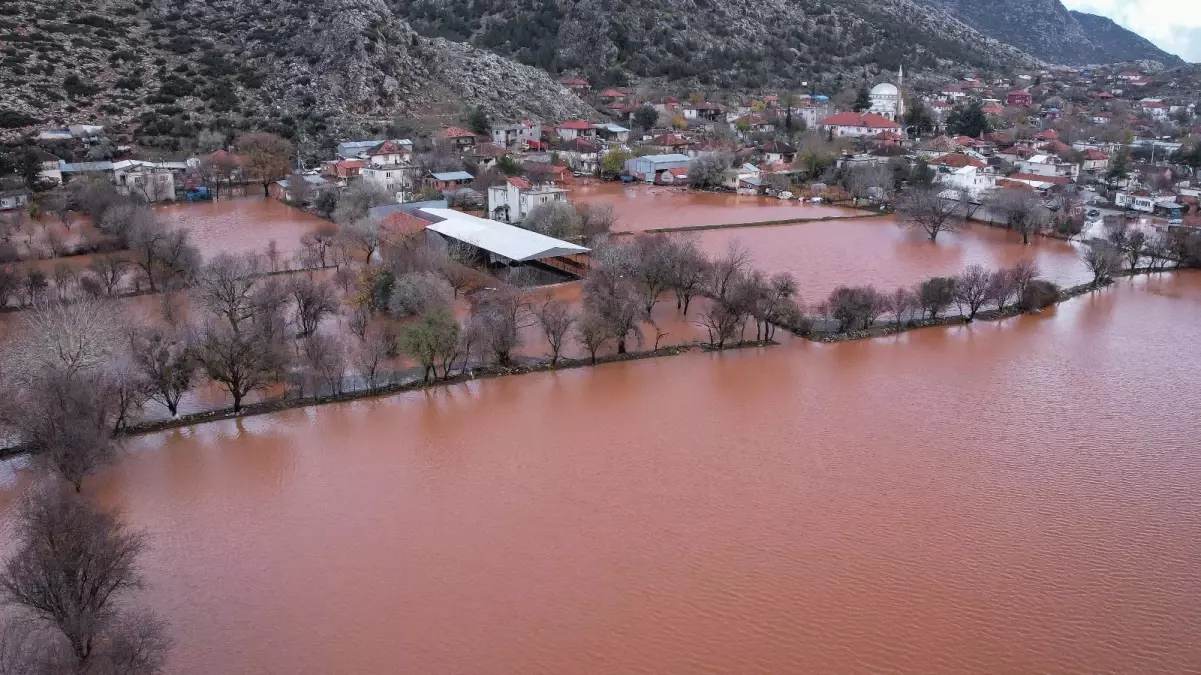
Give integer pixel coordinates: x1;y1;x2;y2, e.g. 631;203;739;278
560;77;589;86
381;212;431;238
507;177;532;190
440;126;476;139
929;153;985;168
599;88;626;98
819;112;901;130
1083;149;1109;160
367;139;410;156
557;120;595;130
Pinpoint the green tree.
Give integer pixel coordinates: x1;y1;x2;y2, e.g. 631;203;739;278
903;102;935;136
601;148;633;177
946;101;992;138
911;159;934;187
496;155;521;176
467;108;491;135
634;104;659;130
853;86;871;112
400;309;461;383
1108;147;1132;181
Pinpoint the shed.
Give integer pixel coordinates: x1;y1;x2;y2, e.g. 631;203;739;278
418;208;589;263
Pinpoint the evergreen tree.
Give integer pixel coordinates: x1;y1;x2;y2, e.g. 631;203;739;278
946;101;992;138
853;86;871;112
903;102;935;136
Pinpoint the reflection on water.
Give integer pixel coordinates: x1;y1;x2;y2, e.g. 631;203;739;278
1;274;1196;674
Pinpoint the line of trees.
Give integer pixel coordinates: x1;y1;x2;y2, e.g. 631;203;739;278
819;260;1056;332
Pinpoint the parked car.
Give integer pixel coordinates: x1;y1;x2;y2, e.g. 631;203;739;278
1086;209;1101;218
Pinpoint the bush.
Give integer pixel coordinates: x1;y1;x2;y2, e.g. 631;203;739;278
1018;280;1060;311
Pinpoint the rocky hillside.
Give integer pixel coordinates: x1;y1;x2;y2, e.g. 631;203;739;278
395;0;1035;89
0;0;596;148
916;0;1182;66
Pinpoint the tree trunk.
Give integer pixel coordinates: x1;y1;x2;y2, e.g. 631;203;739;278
232;390;243;412
262;182;270;198
617;338;627;354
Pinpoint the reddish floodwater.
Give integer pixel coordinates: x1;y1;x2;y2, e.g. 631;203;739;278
3;273;1200;674
157;197;327;257
572;182;860;231
696;217;1092;302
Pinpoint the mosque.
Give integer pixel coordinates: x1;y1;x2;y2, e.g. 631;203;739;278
869;66;905;121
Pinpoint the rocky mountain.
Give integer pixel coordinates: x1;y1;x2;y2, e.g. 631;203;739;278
395;0;1035;89
0;0;596;148
916;0;1182;66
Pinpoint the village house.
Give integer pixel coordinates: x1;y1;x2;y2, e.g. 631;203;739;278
112;160;178;202
726;163;762;192
758;140;797;165
1139;99;1169;120
1115;190;1157;213
818;111;901;138
1007;90;1033;108
1016;154;1079;180
645;133;692;155
469;143;507;172
936;164;996;199
486;176;569;224
270;175;328;202
438;127;479;152
683;102;725;123
424;171;475;193
1082;149;1110;173
594;123;631;144
330;159;365;180
554;138;600;174
31;149;63;185
797;100;835;129
559;77;590;93
360;139;416;201
555;120;598;142
491;121;542;151
0;187;30;211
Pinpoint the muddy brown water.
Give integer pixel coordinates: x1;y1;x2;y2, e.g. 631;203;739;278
2;273;1200;674
572;182;860;231
694;217;1093;301
157;196;326;257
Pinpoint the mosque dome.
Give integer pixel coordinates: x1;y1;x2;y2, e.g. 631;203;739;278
871;82;899;96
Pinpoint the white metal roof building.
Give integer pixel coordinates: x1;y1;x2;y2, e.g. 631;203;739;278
418;208;589;263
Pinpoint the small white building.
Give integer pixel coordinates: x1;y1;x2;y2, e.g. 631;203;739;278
112;160;176;202
935;165;996;199
1114;191;1156;213
1016;154;1079;180
491;122;542;151
487;177;569;224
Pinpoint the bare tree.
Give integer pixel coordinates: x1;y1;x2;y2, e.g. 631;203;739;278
20;300;118;379
583;268;643;354
895;184;963;242
129;328;195;417
843;163;891;201
989;187;1049;245
193;314;289;412
708;240;751;301
667;238;710;315
193;252;266;332
299;223;339;268
50;263;75;301
954;187;984;221
688;152;734;189
288;276;340;337
338;218;382;264
538;297;575;366
0;616;62;675
696;301;745;348
624;235;678;313
285;172;314;206
1010;259;1040;300
1;488;170;672
332;181;393;225
954;264;993;320
236;132;293;198
7;372;115;492
470;286;527;366
986;266;1018;311
888;286;918;325
522;201;582;239
576;202;617;237
1126;230;1147;271
1081;239;1122;285
302;333;346;395
824;285;889;331
87;254;130;296
576;310;611;364
388;272;453;318
353;324;396;390
126;217;200;292
265;239;281;272
917;276;957;319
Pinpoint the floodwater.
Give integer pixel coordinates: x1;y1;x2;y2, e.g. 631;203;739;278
695;217;1092;301
157;197;326;257
572;182;860;231
3;273;1200;674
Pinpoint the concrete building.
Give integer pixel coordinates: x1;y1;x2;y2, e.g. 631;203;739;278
491;122;542;151
487;177;569;223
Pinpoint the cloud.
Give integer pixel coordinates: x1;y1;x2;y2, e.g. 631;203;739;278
1061;0;1201;62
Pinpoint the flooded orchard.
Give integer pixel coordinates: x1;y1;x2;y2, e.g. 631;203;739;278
2;196;1200;675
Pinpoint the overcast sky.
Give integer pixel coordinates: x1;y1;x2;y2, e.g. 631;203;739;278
1061;0;1201;62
